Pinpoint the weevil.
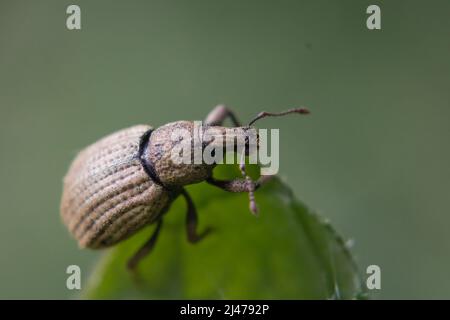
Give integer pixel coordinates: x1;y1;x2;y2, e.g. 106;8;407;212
60;105;309;270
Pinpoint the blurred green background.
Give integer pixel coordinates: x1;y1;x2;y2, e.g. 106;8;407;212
0;0;449;299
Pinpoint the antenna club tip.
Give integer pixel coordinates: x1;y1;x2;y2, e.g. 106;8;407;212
297;107;310;114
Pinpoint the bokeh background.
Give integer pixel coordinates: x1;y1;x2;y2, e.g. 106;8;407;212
1;0;449;299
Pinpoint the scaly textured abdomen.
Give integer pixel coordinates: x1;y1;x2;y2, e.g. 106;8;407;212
60;125;170;249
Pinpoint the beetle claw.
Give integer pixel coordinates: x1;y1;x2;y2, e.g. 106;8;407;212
250;200;259;216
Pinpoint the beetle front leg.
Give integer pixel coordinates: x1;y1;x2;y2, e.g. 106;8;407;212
204;104;242;127
127;218;163;270
206;175;273;192
205;105;262;212
206;175;274;214
181;188;212;243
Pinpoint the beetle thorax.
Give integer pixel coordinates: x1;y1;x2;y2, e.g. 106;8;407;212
142;121;214;187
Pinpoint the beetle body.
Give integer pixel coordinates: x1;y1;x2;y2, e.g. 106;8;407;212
60;105;309;269
61;121;216;249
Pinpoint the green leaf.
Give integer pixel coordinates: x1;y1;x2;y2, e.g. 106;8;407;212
82;165;364;299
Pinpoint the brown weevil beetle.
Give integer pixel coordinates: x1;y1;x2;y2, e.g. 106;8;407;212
60;105;309;270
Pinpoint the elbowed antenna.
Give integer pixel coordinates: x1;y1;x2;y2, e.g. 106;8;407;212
248;107;310;126
237;106;310;214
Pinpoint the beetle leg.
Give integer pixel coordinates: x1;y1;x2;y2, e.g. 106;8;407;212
205;105;261;213
206;175;272;192
181;188;212;243
238;151;258;214
127;218;163;270
204;104;241;127
206;175;274;215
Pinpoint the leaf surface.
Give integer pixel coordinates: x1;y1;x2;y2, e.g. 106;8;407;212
83;166;363;299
